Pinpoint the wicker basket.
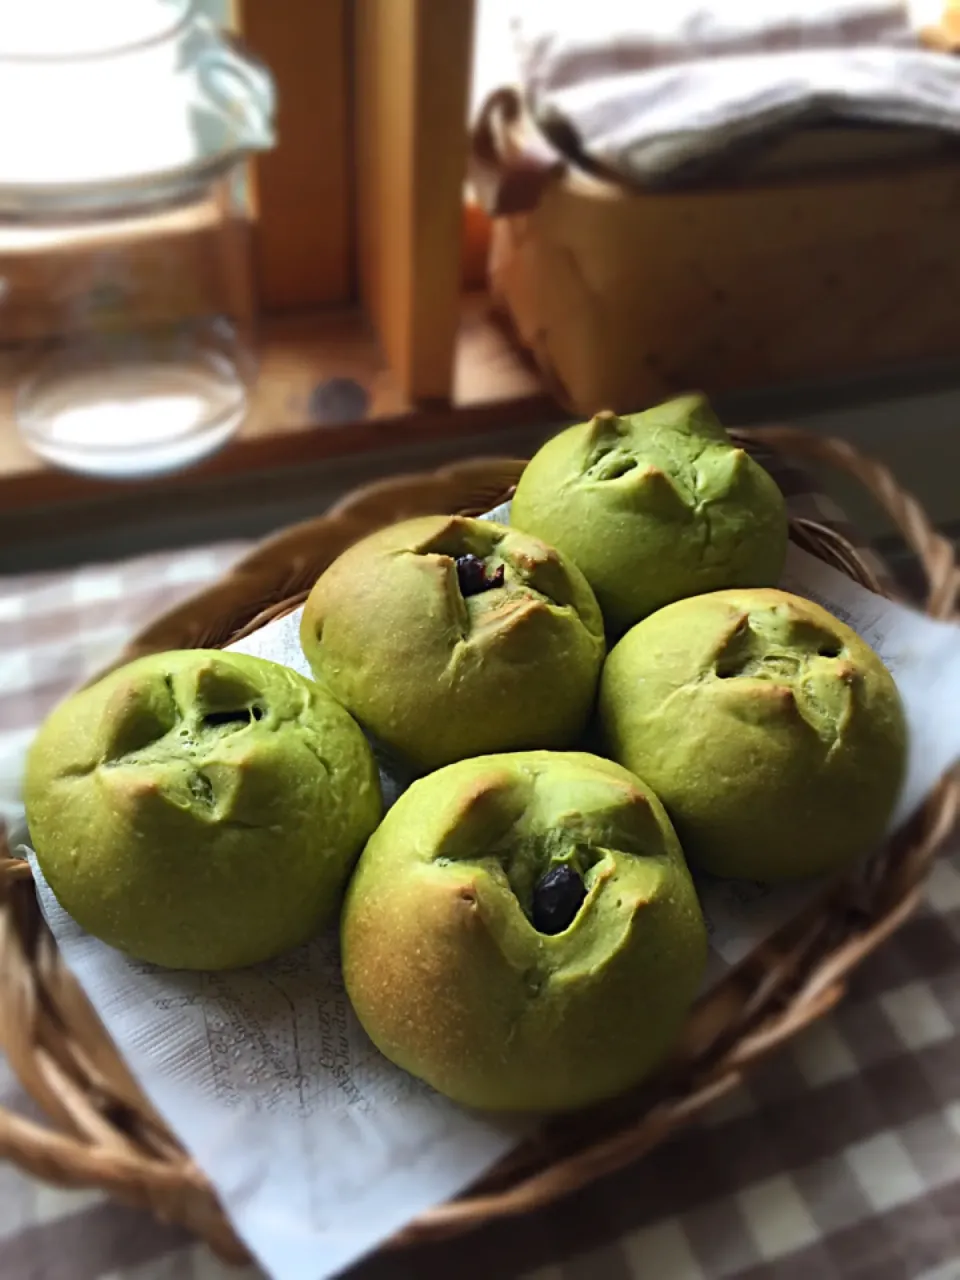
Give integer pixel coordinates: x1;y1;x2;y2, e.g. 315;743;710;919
472;88;960;416
0;427;957;1266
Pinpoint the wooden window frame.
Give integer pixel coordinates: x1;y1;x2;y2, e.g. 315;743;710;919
241;0;482;401
240;2;354;311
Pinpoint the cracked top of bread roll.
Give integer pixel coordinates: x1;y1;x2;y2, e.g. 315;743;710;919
510;394;788;635
341;750;706;1112
25;649;381;969
300;515;605;770
599;588;906;880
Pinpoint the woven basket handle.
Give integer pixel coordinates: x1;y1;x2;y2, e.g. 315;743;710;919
469;87;564;215
742;425;959;621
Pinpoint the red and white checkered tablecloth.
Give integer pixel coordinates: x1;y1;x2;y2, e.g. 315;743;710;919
2;496;960;1280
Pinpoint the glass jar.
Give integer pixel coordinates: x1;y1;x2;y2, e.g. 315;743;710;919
0;0;275;479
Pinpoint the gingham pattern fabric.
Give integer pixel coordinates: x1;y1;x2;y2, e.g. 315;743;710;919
1;468;958;1280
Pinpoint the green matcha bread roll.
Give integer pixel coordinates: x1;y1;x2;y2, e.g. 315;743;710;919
25;650;382;969
599;589;907;881
300;515;605;771
341;750;707;1112
510;394;788;634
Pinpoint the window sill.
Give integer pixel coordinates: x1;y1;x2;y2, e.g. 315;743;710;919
0;293;557;519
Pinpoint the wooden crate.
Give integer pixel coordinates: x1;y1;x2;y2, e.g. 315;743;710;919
486;148;960;414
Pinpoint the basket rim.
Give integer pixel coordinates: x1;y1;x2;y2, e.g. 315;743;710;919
0;428;957;1263
92;431;907;668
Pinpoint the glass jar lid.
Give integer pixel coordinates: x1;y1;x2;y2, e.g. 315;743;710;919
0;0;276;219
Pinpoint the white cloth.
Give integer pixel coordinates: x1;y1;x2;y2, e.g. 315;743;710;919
509;1;960;183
